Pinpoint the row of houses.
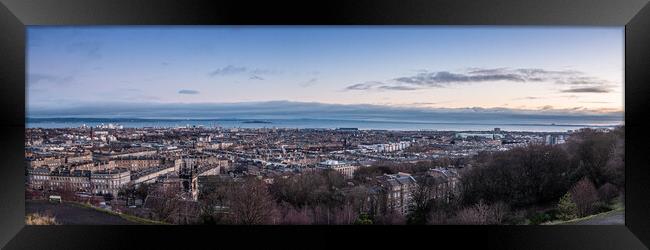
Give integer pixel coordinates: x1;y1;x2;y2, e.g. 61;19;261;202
27;167;131;196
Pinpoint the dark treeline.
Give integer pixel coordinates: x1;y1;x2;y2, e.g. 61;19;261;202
462;127;624;208
455;127;624;224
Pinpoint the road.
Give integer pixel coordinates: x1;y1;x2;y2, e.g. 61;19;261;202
567;210;625;225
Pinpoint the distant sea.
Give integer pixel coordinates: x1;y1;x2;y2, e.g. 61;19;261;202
26;118;621;132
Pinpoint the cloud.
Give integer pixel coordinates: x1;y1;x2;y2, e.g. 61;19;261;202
578;101;612;104
209;65;248;76
250;69;278;75
378;85;418;91
561;87;611;93
120;88;141;92
65;41;102;60
345;82;377;91
344;67;614;92
394;71;527;86
209;65;279;77
178;89;200;95
28;73;74;86
513;96;542;100
299;78;318;87
249;75;264;80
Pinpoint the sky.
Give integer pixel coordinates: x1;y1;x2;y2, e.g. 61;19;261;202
27;26;624;120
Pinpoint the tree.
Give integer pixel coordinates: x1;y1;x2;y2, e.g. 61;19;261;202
332;202;357;224
406;176;436;225
455;201;491;224
454;200;509;225
569;177;599;217
354;213;373;225
565;128;623;187
135;183;151;201
145;184;185;223
198;183;229;225
224;177;277;225
345;185;371;214
373;209;406;225
557;192;578;221
460;144;570;207
269;171;347;210
277;202;312;225
597;183;619;202
353;166;394;183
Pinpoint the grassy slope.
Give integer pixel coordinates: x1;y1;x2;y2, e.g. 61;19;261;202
69;202;169;225
542;199;624;225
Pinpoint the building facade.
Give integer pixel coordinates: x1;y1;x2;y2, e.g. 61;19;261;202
318;160;358;179
369;172;417;215
27;167;131;197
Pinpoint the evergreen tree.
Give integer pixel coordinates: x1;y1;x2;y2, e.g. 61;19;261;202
557;192;578;221
354;213;373;225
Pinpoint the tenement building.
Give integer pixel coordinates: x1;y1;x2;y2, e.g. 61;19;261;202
426;167;460;202
369;172;417;215
27;167;131;196
318;160;358;179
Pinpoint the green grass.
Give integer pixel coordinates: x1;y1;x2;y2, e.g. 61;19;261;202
542;198;624;225
68;201;169;225
543;208;623;225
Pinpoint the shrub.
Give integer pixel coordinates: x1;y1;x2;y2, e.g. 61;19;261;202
528;212;552;225
454;200;510;225
25;213;58;225
569;177;600;217
597;183;619;202
557;193;578;221
354;213;373;225
427;210;451;225
593;201;612;214
502;209;528;225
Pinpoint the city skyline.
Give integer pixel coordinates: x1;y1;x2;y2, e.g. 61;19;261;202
28;26;623;118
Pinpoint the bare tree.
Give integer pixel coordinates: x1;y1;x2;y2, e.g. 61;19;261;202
224;177;277;225
277;202;312;225
597;182;619;202
569;177;599;217
407;176;436;224
373;208;406;225
332;203;357;224
454;200;509;225
455;201;491;225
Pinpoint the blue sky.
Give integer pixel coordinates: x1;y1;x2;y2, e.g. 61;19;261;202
27;26;624;118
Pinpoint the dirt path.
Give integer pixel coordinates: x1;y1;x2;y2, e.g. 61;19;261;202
566;210;624;225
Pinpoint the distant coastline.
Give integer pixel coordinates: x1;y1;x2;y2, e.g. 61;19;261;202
25;117;622;132
241;120;272;124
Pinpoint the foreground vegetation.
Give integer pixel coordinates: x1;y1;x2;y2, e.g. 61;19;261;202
454;126;624;225
25;213;58;225
70;201;168;225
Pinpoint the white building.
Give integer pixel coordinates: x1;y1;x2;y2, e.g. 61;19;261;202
359;141;412;153
319;160;358;179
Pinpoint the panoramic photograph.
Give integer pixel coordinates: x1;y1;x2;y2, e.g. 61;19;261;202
24;26;624;225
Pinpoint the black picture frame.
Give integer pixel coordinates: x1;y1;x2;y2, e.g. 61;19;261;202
1;0;649;249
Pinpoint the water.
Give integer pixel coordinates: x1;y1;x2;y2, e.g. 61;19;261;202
26;118;620;132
